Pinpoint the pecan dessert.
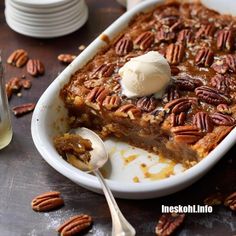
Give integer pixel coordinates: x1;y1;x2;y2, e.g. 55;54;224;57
60;1;236;167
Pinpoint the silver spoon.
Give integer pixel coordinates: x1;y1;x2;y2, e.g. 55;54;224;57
67;127;136;236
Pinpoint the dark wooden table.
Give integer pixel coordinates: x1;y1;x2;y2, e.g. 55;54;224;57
0;1;235;235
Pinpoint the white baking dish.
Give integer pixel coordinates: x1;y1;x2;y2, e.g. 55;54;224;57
31;0;236;199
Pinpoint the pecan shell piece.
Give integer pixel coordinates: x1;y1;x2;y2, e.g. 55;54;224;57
115;104;141;119
31;191;64;212
217;104;232;115
57;214;92;236
102;95;121;110
195;86;231;105
165;43;185;65
12;103;36;117
174;75;202;91
224;192;236;211
171;125;203;144
217;29;234;51
137;96;158;112
86;86;110;104
134;31;154;50
27;59;45;76
115;37;133;56
211;112;235;126
7;49;28;67
155;213;185;236
195;48;214;67
193;111;214;132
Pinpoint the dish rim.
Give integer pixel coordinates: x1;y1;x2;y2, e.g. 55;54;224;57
31;0;236;197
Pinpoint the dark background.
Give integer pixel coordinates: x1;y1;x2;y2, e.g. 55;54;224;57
0;0;235;235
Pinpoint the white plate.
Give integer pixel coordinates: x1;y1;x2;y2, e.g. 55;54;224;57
12;0;71;8
31;0;236;199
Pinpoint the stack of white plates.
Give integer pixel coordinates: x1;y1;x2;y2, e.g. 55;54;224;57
5;0;89;38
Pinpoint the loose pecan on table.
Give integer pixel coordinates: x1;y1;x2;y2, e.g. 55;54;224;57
193;111;213;132
195;48;214;67
91;64;114;78
115;37;133;56
137;96;158;112
102;95;121;110
165;43;185;65
26;59;45;76
211;112;235;126
86;86;110;105
5;77;21;98
134;31;154;50
195;86;231;105
217;29;234;51
57;214;92;236
155;213;185;236
58;54;76;64
203;193;224;206
115;104;141;119
224;192;236;211
31;191;64;212
7;49;28;67
171;125;202;144
174;75;202;91
195;24;215;38
170;112;186;127
217;104;232;114
20;79;32;89
12;103;36;117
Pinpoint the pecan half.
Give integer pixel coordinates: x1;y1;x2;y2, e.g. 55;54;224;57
211;57;229;74
137;96;158;112
57;54;76;64
115;104;141;119
27;59;45;76
225;54;236;72
193;111;213;132
155;213;185;236
91;64;114;78
7;49;28;67
217;29;234;51
5;77;21;98
195;86;231;105
57;214;92;236
164;97;198;114
162;86;179;103
31;191;64;212
170;112;186;127
165;43;185;65
174;75;202;91
12;103;36;117
177;29;192;44
171;125;202;144
86;86;110;104
115;37;133;56
156;28;175;43
210;74;230;93
102;95;121;110
134;31;154;50
195;24;215;38
224;192;236;211
217;104;232;114
211;112;235;126
195;48;214;67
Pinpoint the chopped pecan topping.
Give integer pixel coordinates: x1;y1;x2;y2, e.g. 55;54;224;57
225;54;236;72
31;191;64;212
91;64;115;78
165;43;185;65
155;213;185;236
57;54;76;64
163;86;180;103
195;48;214;67
211;57;229;74
115;37;133;56
170;112;186;127
102;95;121;110
217;29;234;51
217;104;232;114
136;96;158;112
7;49;28;67
211;112;235;126
115;104;141;119
193;111;214;132
57;214;92;235
27;59;45;76
195;86;231;105
171;125;203;144
211;74;230;93
224;192;236;211
177;29;192;44
195;24;215;38
174;75;202;91
134;31;154;50
12;103;36;117
165;97;198;114
156;28;175;43
86;86;110;104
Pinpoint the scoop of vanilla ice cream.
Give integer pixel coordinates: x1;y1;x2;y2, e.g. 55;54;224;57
119;51;171;98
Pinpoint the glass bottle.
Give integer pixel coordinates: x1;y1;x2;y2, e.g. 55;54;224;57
0;55;13;149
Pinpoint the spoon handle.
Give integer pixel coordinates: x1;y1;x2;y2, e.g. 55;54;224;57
94;170;136;236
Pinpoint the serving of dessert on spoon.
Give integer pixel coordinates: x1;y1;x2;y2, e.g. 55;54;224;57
54;127;136;236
